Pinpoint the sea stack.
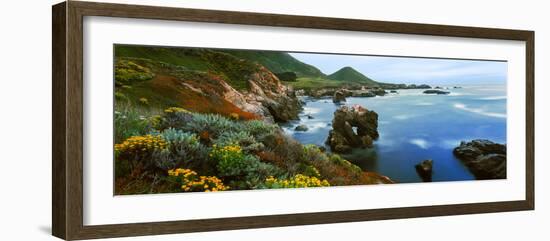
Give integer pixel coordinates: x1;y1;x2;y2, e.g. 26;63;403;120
333;90;347;103
326;105;379;153
415;159;433;182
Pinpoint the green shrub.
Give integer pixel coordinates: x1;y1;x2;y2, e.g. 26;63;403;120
214;131;265;153
275;72;298;82
155;107;194;130
211;144;247;177
330;154;362;174
184;113;239;138
157;128;210;172
300;144;365;185
210;144;282;189
115;60;154;86
262;174;330;189
114;92;128;102
115;134;168;171
198;50;258;90
114;107;155;144
241;120;278;139
260;131;306;175
301;165;321;178
139;97;149;105
167;168;229;192
302;144;329;164
244;160;284;188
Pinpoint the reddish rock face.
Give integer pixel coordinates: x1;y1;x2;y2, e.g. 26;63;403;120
150;62;302;123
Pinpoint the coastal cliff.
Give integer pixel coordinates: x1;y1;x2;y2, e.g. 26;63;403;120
114;47;301;123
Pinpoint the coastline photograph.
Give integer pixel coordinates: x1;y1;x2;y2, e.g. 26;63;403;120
113;44;507;195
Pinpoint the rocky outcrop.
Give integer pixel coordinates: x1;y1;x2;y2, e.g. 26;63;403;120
423;89;450;95
415;159;433;182
352;90;376;97
372;88;387;96
227;65;302;122
333;90;347;103
326;105;379;153
453;140;506;180
294;124;308;132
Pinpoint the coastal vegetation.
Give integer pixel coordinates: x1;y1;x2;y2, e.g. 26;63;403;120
114;44;506;194
113;45;394;194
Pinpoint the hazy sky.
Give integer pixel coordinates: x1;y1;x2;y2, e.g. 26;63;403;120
289;52;507;85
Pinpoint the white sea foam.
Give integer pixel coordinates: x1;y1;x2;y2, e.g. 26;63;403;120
479;96;507;100
394;114;415;120
453;103;506;118
302;107;321;115
308;122;329;130
409;138;430;149
415;102;434;106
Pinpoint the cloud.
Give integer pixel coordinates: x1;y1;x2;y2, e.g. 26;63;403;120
289;52;507;85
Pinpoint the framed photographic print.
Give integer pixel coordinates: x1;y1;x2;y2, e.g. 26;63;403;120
52;1;534;240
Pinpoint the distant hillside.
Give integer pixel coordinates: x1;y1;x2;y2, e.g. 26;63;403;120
223;50;326;77
328;66;379;86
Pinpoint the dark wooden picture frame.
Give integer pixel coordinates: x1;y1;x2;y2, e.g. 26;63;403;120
52;1;534;240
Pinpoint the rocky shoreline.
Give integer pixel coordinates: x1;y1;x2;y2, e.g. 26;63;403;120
293;94;504;182
453;140;506;179
300;83;432;99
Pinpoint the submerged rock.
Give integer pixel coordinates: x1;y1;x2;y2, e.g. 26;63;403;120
333;90;347;103
306;114;314;119
415;159;433;182
294;124;309;132
326;105;379;153
423;89;450;95
390;90;398;93
453;139;506;179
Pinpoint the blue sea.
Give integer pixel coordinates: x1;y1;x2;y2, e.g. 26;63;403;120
281;84;507;183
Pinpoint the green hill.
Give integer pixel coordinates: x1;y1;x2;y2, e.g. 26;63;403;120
222;50;325;77
328;66;379;86
114;45;383;92
114;45;325;78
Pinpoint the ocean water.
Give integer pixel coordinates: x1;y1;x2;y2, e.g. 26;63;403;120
281;84;507;183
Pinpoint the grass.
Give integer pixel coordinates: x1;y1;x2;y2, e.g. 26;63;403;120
114;102;162;143
115;45;211;71
285;77;364;90
115;46;256;91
